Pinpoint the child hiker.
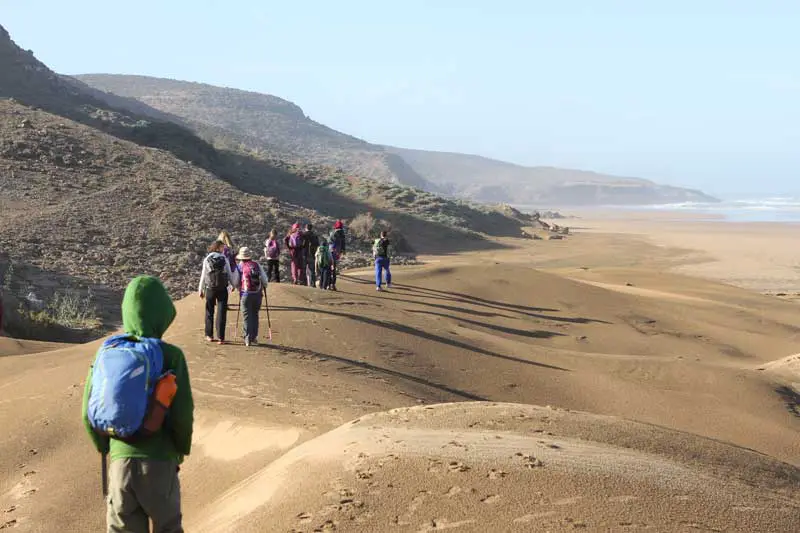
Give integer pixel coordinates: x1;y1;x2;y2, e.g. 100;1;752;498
373;230;392;291
263;229;281;283
315;238;334;290
198;240;239;344
83;275;194;533
235;247;269;346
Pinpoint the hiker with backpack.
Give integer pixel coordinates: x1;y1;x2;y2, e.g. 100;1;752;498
328;220;346;291
303;223;320;288
82;275;194;533
263;229;281;283
199;240;239;344
373;230;392;291
235;247;269;346
218;230;237;271
285;223;306;285
315;238;334;290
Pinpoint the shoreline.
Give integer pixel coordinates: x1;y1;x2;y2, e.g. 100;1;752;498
541;208;800;296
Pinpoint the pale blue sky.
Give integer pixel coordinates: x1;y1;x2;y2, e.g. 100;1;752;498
3;1;799;196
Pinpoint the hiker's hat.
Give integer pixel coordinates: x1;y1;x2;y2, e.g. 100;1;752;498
334;220;343;229
291;223;300;231
236;247;254;260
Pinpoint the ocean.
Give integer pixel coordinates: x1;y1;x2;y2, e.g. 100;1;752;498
641;197;800;223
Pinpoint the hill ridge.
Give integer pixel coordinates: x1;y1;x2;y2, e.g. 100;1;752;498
75;73;718;205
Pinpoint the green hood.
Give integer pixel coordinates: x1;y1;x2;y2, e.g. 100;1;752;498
122;275;176;339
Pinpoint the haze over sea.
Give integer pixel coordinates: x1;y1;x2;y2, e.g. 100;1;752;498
517;197;800;223
641;197;800;223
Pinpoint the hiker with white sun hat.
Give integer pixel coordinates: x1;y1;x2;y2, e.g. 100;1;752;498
234;246;269;346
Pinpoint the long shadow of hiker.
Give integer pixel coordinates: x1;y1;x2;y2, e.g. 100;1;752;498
333;280;609;325
336;274;611;325
252;343;489;401
407;309;568;340
271;305;570;372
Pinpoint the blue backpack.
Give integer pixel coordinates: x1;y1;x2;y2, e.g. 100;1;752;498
87;334;164;440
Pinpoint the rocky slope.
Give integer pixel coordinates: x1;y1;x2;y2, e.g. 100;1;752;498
74;74;438;191
0;23;528;340
76;74;718;206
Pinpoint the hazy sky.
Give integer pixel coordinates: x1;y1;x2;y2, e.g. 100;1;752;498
3;1;799;196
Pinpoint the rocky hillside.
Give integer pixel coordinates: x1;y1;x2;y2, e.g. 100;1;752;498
76;74;718;206
0;99;320;336
74;74;438;191
0;23;532;340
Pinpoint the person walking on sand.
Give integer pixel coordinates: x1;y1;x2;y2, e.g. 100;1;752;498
373;230;392;291
235;247;269;346
328;220;346;291
315;238;334;290
82;275;194;533
285;223;306;285
198;240;239;344
303;223;320;289
218;230;237;271
263;229;281;283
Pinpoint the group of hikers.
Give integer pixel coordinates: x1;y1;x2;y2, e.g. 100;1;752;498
79;218;394;532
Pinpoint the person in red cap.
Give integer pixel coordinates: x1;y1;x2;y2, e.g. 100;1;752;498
328;220;346;291
284;223;307;285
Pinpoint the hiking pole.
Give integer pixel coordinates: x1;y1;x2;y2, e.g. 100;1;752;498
234;290;241;344
101;452;108;498
266;288;273;341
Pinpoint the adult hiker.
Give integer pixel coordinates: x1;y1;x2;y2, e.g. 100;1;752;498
235;247;269;346
303;223;320;288
285;223;306;285
315;238;334;290
373;230;393;291
263;229;281;283
218;230;237;271
82;275;194;533
198;240;239;344
328;220;346;291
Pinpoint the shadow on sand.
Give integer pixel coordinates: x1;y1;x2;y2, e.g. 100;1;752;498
271;305;570;372
251;343;488;401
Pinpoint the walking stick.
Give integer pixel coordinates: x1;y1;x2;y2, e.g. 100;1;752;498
263;286;272;341
234;290;241;343
101;452;108;498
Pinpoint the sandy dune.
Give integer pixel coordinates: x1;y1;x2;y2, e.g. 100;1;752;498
191;403;799;533
1;228;798;532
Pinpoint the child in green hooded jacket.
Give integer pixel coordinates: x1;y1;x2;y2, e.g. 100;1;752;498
82;276;194;533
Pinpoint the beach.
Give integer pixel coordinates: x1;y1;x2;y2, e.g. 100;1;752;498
1;210;798;532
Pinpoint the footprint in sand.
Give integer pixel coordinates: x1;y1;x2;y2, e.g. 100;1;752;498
481;494;500;504
447;461;471;473
515;453;544;468
313;519;337;532
1;519;18;530
487;469;508;480
296;512;313;523
355;470;373;480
